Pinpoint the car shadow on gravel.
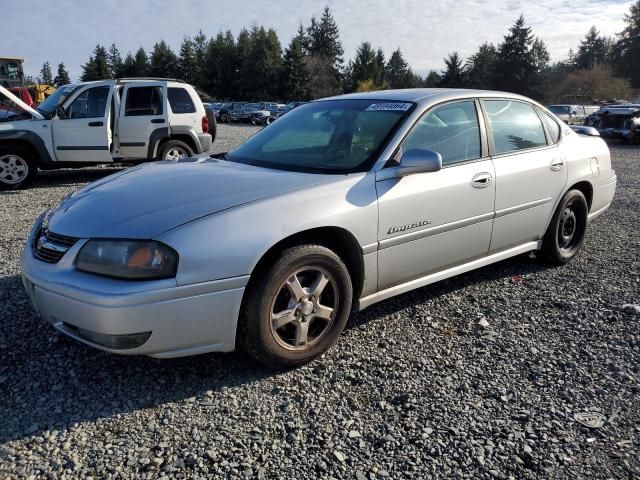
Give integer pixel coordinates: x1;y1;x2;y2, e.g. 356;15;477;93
0;253;550;443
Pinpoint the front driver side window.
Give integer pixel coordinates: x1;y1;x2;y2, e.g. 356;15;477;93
67;86;110;119
401;101;481;166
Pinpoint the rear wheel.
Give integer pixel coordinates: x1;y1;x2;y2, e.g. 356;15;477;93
239;245;353;368
539;189;589;265
220;113;229;123
0;145;37;190
158;140;194;161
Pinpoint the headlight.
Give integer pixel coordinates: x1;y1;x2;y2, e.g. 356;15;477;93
76;240;178;280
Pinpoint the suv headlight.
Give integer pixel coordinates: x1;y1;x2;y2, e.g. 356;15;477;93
76;240;178;280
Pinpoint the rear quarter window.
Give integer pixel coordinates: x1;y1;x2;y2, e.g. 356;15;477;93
168;88;196;114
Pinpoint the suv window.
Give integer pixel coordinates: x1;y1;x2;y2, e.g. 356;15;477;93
67;86;110;119
168;87;196;114
484;100;547;154
125;86;163;116
401;101;481;166
541;110;561;143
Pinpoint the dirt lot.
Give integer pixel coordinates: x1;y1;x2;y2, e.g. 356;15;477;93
0;128;638;479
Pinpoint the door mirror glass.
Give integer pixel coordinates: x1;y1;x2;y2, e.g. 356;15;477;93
398;149;442;176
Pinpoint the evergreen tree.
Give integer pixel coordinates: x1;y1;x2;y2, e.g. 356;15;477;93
39;62;53;85
306;7;344;96
349;42;378;91
81;44;110;81
108;43;123;78
149;40;178;78
53;62;70;86
423;70;442;87
613;0;640;87
235;28;253;99
281;29;310;100
386;49;414;89
193;30;208;89
178;37;198;84
465;42;497;89
574;26;612;69
120;53;136;77
132;47;149;77
440;52;466;87
492;15;536;95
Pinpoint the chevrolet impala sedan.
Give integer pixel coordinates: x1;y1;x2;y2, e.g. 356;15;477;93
21;89;617;367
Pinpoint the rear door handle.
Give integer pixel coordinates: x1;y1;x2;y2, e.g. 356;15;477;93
88;121;103;127
551;158;565;171
472;172;493;188
151;118;165;124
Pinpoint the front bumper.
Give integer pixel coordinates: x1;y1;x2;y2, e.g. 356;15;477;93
21;225;248;358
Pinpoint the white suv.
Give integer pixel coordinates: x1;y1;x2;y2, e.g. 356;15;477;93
0;78;213;189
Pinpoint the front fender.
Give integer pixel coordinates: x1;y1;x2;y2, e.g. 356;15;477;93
155;173;379;287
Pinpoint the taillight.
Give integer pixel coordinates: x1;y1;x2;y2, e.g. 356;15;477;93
201;115;209;134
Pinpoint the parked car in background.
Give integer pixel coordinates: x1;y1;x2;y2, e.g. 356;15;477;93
217;102;245;122
239;102;276;125
586;105;640;144
21;89;616;366
278;101;306;117
547;104;599;124
0;78;212;189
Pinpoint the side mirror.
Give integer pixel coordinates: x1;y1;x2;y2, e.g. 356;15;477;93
397;149;442;176
570;125;600;137
56;105;68;119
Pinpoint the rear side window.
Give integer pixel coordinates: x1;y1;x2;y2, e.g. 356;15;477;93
125;86;163;116
402;101;481;166
484;100;547;154
168;88;196;114
541;110;561;143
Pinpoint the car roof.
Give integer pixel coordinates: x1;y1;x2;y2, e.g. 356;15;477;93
321;88;537;107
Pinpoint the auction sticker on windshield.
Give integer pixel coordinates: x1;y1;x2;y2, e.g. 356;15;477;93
365;102;412;112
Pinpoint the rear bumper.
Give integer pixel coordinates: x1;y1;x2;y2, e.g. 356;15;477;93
197;133;212;154
21;225;247;358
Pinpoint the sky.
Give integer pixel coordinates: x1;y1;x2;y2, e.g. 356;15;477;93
2;0;635;81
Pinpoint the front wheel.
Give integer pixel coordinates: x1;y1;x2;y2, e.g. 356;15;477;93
239;245;353;368
0;145;37;190
539;189;589;265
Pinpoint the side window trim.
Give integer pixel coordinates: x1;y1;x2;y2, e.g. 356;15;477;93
480;98;553;157
64;85;111;119
536;106;562;145
392;98;487;168
122;85;165;117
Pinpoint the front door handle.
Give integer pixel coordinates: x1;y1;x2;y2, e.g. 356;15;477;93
472;172;493;188
151;118;165;124
551;158;565;171
88;121;103;127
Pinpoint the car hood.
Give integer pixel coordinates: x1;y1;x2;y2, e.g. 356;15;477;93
0;85;44;120
47;158;338;239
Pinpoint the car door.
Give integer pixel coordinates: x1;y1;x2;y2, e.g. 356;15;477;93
376;100;496;291
118;82;167;159
481;99;568;253
51;85;114;163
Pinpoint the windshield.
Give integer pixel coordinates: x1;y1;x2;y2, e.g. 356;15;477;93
226;99;414;173
548;105;570;115
37;85;77;117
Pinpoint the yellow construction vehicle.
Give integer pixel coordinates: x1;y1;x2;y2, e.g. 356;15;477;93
27;83;56;104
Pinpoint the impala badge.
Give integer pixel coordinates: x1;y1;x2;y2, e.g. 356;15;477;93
388;220;431;234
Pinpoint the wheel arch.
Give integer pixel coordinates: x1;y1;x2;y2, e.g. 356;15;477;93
0;130;52;166
247;226;366;302
568;180;593;211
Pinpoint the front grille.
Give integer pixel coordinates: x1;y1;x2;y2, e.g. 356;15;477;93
33;229;79;264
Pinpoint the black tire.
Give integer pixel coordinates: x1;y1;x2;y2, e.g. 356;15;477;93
206;110;217;143
0;144;37;190
220;113;229;123
539;189;589;265
239;244;353;368
266;116;274;125
157;140;195;161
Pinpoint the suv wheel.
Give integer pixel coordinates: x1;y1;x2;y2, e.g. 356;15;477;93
158;140;194;161
539;189;589;265
0;145;37;190
240;245;353;368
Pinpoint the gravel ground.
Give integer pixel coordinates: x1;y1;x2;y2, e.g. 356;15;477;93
0;128;639;479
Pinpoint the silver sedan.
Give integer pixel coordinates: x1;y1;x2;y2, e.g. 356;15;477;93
21;89;617;367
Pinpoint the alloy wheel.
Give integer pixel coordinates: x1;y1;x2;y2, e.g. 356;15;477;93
165;147;188;160
0;154;29;185
269;267;338;351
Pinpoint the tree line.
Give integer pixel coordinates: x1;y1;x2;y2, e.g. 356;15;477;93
34;2;640;103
